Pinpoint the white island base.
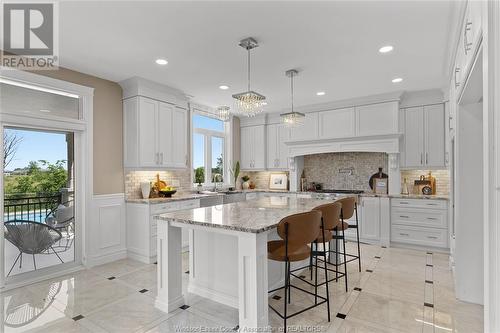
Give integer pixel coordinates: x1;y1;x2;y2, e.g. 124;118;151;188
154;197;345;330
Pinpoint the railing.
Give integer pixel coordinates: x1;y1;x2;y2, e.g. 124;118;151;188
4;193;62;223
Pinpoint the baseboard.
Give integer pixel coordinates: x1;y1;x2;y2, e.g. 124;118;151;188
188;282;238;309
127;251;156;264
85;248;127;267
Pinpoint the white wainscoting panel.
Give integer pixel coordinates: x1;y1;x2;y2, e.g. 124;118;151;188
86;193;126;267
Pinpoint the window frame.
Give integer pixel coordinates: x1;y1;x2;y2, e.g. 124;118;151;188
191;110;231;187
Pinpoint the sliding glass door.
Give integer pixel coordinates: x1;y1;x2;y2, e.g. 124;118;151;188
3;127;76;277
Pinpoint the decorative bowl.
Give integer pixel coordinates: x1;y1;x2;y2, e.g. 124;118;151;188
159;190;177;197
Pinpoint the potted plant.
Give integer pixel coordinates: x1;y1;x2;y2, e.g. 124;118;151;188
241;175;250;190
195;167;204;192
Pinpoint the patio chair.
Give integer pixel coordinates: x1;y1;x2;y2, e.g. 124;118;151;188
45;200;74;251
4;220;64;277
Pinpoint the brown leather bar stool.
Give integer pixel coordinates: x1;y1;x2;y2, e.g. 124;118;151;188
292;202;349;292
268;210;331;330
336;197;362;272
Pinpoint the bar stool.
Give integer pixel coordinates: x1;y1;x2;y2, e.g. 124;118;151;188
293;202;349;292
336;197;362;272
268;210;331;330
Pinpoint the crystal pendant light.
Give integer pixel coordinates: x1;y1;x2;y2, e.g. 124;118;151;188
280;69;305;127
217;106;231;122
232;38;266;117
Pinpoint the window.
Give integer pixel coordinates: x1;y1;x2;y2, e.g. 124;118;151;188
192;113;227;185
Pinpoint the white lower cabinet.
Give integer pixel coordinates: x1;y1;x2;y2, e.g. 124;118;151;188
344;196;383;244
391;198;448;248
126;199;200;263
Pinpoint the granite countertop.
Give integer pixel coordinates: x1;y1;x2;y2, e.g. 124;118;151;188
126;192;225;204
126;189;448;204
125;189;292;204
360;193;449;200
156;196;349;233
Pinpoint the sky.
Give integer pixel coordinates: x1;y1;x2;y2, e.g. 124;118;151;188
192;114;224;172
4;128;69;171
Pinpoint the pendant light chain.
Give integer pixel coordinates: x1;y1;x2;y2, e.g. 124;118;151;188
290;71;294;113
247;48;251;92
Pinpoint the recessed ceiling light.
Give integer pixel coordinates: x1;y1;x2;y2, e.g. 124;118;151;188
219;85;229;90
379;45;394;53
39;109;51;113
316;91;326;96
155;58;168;65
392;77;403;83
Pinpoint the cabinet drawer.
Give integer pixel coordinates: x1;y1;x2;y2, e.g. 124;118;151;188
391;225;448;248
178;199;200;210
151;202;179;214
392;208;447;229
391;198;447;210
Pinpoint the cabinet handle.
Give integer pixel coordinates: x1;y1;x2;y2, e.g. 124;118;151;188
399;233;410;236
464;21;472;55
156;153;159;165
426;153;428;165
426;203;438;206
454;67;460;88
420;153;423;165
427;217;438;220
400;201;409;205
427;236;438;239
399;215;410;219
160;153;164;165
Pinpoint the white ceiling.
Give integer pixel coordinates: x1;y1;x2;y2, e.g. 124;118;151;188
57;1;456;112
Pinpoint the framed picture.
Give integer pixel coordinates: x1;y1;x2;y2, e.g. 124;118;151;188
374;178;388;194
269;173;288;190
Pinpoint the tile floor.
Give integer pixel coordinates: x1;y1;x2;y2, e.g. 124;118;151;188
0;243;483;332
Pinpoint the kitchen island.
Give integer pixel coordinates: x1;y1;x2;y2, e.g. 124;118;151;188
154;195;346;330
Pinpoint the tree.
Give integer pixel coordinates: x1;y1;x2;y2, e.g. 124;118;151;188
9;160;68;195
3;131;22;169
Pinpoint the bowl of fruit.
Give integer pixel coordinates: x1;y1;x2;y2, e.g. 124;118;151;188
159;186;177;197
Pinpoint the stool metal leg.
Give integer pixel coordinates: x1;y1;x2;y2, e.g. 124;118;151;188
355;203;361;272
342;228;348;292
320;224;331;322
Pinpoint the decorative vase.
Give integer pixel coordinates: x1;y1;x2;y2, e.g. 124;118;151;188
140;182;151;199
242;181;250;190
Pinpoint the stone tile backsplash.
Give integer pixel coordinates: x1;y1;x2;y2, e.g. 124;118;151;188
303;152;389;191
400;169;450;196
125;170;192;199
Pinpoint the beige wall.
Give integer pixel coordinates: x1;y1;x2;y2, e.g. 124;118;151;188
33;67;124;195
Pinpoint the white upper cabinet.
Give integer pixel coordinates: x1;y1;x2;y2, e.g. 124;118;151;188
318;107;355;139
138;97;158;167
424;104;446;167
170;107;188;168
356;102;399;136
241;125;266;170
124;96;188;169
267;124;289;170
403;106;425;167
289;112;318;141
402;104;445;168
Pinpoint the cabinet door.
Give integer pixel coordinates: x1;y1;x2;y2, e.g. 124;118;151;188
123;97;139;167
138;97;158;167
277;125;289;169
404;107;424;167
253;125;266;169
289;112;318;141
157;102;173;166
240;126;253;170
356;102;398;136
318;107;355;139
171;107;187;168
424;104;445;167
266;124;278;169
360;197;380;241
